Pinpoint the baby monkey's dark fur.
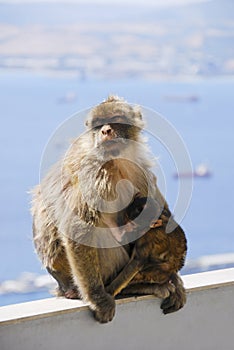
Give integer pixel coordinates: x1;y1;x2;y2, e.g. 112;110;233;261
106;197;187;314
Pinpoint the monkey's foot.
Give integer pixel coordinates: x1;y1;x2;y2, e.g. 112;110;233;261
54;287;65;297
55;286;81;299
64;288;81;299
160;274;186;314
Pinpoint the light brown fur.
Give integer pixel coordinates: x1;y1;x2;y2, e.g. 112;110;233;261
31;96;186;323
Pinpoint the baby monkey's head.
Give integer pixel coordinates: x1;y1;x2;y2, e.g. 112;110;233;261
118;196;164;238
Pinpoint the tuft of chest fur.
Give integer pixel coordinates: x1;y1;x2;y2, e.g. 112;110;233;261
74;158;152;225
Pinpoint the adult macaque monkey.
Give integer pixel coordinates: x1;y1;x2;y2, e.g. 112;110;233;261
31;96;186;323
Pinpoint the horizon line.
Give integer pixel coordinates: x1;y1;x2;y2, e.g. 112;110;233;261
0;0;213;8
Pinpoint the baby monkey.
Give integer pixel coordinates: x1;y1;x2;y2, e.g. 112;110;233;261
106;197;187;313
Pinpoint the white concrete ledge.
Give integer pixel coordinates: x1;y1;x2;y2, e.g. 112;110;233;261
1;268;234;350
183;267;234;290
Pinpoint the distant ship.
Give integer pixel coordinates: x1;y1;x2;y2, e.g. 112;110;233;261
57;91;77;104
163;94;200;103
173;163;212;179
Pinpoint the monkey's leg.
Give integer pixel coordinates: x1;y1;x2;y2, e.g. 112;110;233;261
122;273;186;313
160;273;186;314
64;238;115;323
46;247;81;299
118;281;175;299
105;259;143;296
46;268;80;299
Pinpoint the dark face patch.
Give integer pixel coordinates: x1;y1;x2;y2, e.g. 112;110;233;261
91;115;130;129
91;115;141;157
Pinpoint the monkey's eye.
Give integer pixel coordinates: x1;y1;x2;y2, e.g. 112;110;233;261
109;116;129;124
91;118;105;129
92;124;102;130
91;116;130;129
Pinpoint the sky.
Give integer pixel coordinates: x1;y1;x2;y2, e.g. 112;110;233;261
0;0;213;7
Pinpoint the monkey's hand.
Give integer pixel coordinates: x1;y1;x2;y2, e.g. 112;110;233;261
152;280;175;299
92;292;116;323
160;273;186;314
150;219;163;228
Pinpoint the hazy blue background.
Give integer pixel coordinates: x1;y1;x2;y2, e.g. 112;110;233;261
0;0;234;306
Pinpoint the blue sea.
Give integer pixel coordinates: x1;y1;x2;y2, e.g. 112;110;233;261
0;72;234;306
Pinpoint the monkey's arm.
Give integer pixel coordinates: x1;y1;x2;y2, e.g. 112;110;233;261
64;238;115;323
106;258;143;296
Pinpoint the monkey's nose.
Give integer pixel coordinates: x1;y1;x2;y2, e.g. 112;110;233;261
101;125;112;135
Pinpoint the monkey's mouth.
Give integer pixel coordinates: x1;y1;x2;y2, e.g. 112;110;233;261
103;139;117;145
102;138;127;155
102;138;127;148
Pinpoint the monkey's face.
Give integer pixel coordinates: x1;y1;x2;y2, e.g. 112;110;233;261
85;96;144;156
91;115;140;155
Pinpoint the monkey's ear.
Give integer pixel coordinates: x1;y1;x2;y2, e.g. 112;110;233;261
134;106;143;120
85;117;92;129
133;106;145;129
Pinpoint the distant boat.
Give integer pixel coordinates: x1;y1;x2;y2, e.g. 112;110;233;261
57;91;77;104
173;163;212;179
163;94;200;103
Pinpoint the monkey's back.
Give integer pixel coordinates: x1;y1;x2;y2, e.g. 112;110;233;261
130;221;187;285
